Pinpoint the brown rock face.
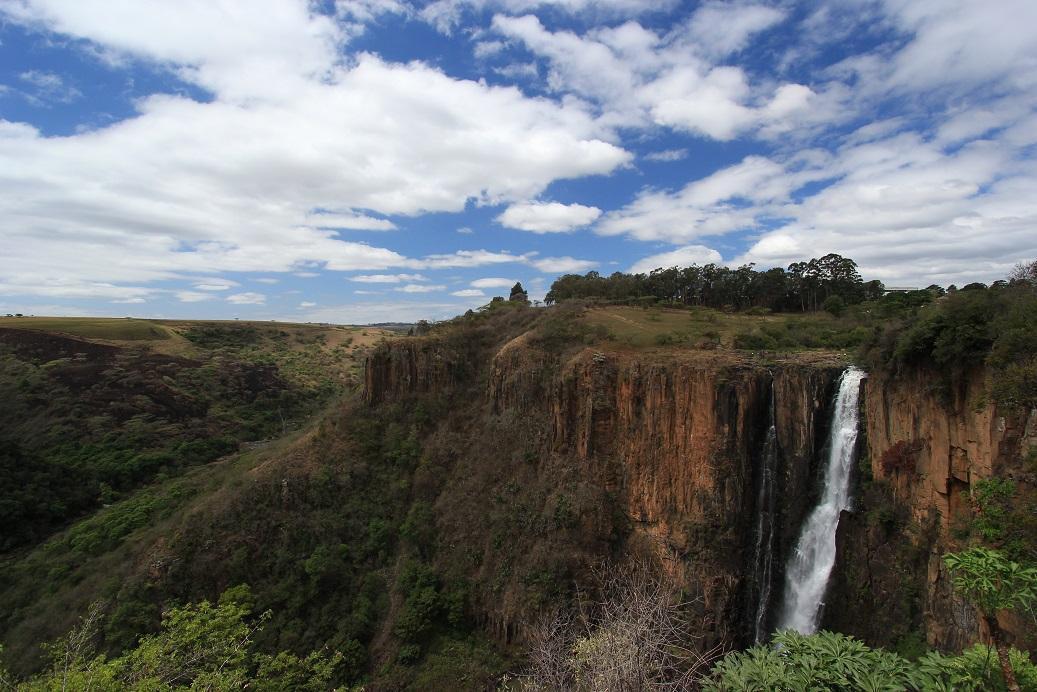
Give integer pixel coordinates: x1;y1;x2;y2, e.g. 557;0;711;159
367;334;845;647
824;367;1037;651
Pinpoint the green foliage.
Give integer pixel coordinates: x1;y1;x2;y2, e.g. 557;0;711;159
0;320;358;554
970;478;1015;543
872;283;1037;407
704;630;919;690
823;294;846;317
8;586;343;690
545;253;872;313
704;630;1037;691
916;644;1037;692
943;547;1037;617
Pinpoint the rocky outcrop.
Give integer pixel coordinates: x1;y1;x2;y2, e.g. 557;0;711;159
825;367;1037;651
368;334;845;647
365;330;1037;652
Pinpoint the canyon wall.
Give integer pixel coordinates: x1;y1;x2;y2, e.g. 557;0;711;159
825;368;1037;651
367;332;844;647
365;331;1036;652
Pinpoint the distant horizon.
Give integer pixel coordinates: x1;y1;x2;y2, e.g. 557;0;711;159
2;0;1035;323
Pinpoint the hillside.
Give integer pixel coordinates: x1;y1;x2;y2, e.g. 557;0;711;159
1;294;1035;689
0;318;390;551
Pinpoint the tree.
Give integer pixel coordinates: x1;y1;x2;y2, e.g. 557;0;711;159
12;586;344;690
822;294;846;317
943;547;1037;692
510;282;530;304
1008;259;1037;287
521;562;709;691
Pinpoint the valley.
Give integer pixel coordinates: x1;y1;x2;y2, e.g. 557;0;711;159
1;275;1035;689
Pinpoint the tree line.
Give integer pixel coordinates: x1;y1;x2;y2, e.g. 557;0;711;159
545;253;885;313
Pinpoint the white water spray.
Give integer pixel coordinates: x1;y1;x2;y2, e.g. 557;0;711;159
776;366;865;635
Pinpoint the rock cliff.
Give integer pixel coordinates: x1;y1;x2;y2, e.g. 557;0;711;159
366;330;846;647
364;327;1036;652
825;367;1037;651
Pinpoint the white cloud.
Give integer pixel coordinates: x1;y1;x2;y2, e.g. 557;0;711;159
255;278;280;284
473;40;505;59
299;300;317;307
422;0;677;34
451;288;485;297
306;210;397;231
491;10;811;139
0;3;629;300
643;148;687;162
226;292;266;304
471;277;516;288
497;200;601;233
176;291;213;302
194;278;239;291
456;226;474;234
629;245;723;274
395;284;446;293
18;69;82;104
685;2;785;60
351;273;428;283
297;299;485;324
417;250;532;269
598;155;814;242
529;256;597;273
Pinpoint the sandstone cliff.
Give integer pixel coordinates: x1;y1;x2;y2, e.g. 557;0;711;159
366;329;847;647
365;324;1037;653
826;367;1037;651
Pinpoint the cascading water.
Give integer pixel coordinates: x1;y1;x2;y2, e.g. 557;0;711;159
776;366;866;635
749;384;779;644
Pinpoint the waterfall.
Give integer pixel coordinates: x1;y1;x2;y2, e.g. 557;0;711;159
749;384;779;644
776;366;866;635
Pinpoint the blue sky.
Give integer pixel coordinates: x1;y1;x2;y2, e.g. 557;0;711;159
1;0;1035;323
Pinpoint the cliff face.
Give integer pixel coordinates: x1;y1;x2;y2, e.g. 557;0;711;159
365;328;1037;653
825;368;1037;651
367;331;844;647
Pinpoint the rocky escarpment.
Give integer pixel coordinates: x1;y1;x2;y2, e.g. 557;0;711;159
367;330;847;648
825;368;1037;652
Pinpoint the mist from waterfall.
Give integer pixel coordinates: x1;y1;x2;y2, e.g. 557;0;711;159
750;384;779;644
776;366;866;635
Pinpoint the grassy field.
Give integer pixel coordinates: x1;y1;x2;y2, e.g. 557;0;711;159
580;305;854;349
0;316;173;341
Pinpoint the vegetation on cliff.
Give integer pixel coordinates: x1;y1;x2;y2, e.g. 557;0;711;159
0;320;373;552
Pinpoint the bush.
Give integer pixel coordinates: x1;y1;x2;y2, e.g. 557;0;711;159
823;294;846;317
879;439;924;475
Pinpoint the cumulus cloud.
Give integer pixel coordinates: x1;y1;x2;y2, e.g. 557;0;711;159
451;288;485;297
395;284;446;293
629;245;723;274
0;3;629;300
176;291;213;303
194;279;239;291
299;300;317;307
643;148;687;162
597;155;813;242
471;277;516;288
529;256;597;273
491;8;807;139
350;273;428;283
226;292;266;304
497;200;602;233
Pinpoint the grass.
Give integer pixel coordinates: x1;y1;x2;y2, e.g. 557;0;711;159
0;316;173;341
579;305;846;349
